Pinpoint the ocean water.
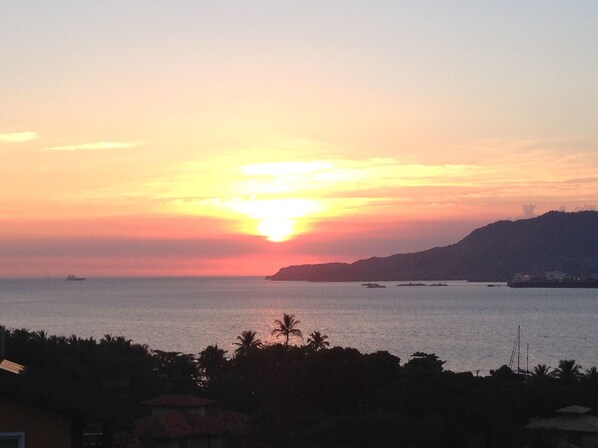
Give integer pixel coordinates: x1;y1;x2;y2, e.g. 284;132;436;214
1;277;597;373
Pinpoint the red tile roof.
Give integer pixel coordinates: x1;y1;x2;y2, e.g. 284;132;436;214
526;414;598;433
527;407;598;433
134;409;247;440
141;394;215;408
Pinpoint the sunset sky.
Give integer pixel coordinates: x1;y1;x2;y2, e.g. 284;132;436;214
1;1;597;277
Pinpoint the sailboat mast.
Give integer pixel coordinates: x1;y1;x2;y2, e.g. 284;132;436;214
517;325;521;374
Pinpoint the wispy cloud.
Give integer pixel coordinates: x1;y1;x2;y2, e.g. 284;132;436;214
0;131;38;143
41;141;139;152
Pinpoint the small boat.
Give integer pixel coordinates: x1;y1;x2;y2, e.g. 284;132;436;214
361;283;386;288
397;282;427;287
67;275;86;281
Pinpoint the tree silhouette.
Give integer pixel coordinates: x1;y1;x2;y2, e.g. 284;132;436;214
582;366;598;388
585;366;598;380
404;352;445;378
233;330;262;357
554;359;582;383
530;364;554;386
198;345;227;386
271;313;302;346
35;330;48;343
532;364;553;378
153;350;200;394
306;331;330;351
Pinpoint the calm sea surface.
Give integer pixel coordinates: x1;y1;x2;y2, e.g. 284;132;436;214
1;277;597;373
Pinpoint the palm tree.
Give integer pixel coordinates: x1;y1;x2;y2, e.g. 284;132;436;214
34;330;48;344
585;366;598;377
530;364;554;385
583;366;598;385
271;313;302;346
233;330;262;357
532;364;553;378
198;345;227;384
554;359;582;383
306;331;330;351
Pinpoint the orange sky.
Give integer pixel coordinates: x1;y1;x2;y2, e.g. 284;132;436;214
1;2;597;277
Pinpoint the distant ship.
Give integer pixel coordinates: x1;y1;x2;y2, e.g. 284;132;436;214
508;271;598;288
66;275;86;281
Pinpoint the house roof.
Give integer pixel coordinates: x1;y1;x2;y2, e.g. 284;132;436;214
526;414;598;433
557;405;593;414
0;358;27;375
141;394;215;408
134;409;247;440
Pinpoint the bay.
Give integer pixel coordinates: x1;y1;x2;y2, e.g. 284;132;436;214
1;277;597;373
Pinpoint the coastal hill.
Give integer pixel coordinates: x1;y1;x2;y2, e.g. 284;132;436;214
266;211;598;282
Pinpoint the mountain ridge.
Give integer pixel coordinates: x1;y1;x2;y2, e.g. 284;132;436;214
266;211;598;282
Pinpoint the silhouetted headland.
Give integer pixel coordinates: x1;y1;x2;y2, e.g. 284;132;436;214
266;211;598;282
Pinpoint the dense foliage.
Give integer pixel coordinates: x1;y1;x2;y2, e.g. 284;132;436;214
5;329;201;402
5;326;598;447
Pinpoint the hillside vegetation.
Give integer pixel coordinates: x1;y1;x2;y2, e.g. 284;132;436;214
267;211;598;282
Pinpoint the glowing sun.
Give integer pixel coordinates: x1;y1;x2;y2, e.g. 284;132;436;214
258;218;295;242
226;198;321;242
